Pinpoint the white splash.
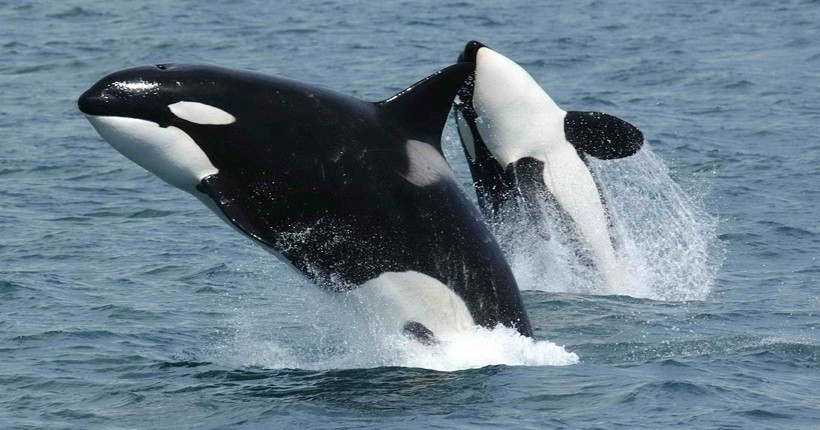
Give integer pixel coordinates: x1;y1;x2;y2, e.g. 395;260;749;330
441;123;722;301
215;319;579;371
379;325;579;371
495;145;722;301
208;262;579;371
588;146;723;301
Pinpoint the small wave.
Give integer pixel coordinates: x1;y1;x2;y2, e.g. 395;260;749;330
52;409;104;420
2;41;26;49
127;209;175;219
620;380;727;406
723;79;755;89
658;358;690;367
757;221;816;237
0;167;25;176
9;64;59;75
90;304;159;321
51;216;92;222
82;210;125;218
577;95;618;107
47;7;108;19
157;360;212;370
747;341;820;365
179;263;231;281
736;409;794;420
11;329;125;343
276;28;318;35
0;280;27;295
405;19;438;27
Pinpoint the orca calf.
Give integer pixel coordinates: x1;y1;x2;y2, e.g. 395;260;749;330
453;41;644;290
79;62;532;339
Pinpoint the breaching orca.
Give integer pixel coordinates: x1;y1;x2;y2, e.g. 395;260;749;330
453;41;644;290
78;62;532;339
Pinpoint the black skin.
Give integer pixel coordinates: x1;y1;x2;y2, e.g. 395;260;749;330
454;40;644;245
79;63;533;337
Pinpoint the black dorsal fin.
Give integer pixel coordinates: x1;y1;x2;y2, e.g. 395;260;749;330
377;62;473;152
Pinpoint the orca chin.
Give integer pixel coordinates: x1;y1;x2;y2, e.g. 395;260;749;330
80;61;533;339
453;41;644;290
83;115;218;193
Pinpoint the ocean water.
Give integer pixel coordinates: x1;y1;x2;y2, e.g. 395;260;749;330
1;0;818;428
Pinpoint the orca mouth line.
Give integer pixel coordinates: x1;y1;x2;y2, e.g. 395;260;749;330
77;90;176;128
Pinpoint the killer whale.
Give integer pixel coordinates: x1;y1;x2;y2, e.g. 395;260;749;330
78;62;532;339
453;41;644;290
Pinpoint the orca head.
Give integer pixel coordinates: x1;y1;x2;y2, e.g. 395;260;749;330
453;41;644;167
454;40;562;170
78;64;238;192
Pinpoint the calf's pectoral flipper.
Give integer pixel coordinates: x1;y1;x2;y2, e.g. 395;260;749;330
564;111;644;160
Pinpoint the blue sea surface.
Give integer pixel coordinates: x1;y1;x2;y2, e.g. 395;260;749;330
1;0;819;428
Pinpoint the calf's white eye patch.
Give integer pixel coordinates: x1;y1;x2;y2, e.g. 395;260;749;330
168;101;236;125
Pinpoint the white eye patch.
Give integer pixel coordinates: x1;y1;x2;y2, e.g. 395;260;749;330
168;101;236;125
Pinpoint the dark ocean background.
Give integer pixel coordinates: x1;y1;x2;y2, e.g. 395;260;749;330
1;0;818;428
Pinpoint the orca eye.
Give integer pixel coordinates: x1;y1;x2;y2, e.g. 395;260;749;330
156;64;168;70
